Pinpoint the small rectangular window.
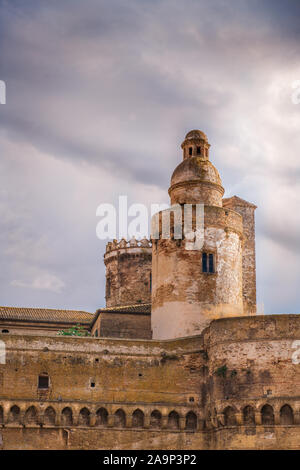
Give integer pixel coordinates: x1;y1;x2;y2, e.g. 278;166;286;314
38;375;49;389
202;253;208;273
189;147;193;156
197;146;201;155
209;254;214;273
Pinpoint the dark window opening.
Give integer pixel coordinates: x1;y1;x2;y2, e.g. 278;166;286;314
189;147;193;156
90;382;95;388
209;254;214;273
38;375;49;389
1;329;9;333
197;146;201;155
202;252;215;273
150;272;152;292
202;253;208;273
95;330;98;337
189;397;195;402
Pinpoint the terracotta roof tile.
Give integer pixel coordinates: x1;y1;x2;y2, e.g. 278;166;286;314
98;303;151;314
0;306;93;324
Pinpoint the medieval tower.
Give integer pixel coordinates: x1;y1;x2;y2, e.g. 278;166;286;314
104;238;152;307
151;130;257;339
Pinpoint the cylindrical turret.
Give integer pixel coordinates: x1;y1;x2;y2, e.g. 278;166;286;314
151;130;245;339
104;237;152;307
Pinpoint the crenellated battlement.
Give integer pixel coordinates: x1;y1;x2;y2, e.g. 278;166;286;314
104;237;152;308
105;237;152;255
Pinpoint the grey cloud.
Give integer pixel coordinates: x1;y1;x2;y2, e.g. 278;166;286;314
0;0;299;314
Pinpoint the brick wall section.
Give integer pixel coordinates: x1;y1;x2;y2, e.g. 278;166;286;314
93;312;152;339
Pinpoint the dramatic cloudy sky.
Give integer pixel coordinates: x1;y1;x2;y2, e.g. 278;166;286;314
0;0;299;314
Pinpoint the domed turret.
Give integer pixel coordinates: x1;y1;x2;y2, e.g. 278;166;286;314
169;130;224;206
181;129;210;160
151;130;245;339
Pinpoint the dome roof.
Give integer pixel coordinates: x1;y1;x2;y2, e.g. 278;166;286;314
170;156;223;188
184;129;208;142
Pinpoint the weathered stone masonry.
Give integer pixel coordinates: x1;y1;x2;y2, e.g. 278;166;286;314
1;315;300;449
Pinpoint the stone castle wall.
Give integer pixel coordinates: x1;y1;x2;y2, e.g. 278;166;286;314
223;197;257;315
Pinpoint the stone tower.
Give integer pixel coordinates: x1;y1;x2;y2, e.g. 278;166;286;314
104;238;152;307
151;130;256;339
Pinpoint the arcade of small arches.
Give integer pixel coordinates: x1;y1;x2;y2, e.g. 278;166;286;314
211;402;297;427
0;402;298;431
0;403;198;432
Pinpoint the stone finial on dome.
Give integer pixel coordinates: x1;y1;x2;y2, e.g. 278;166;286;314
181;129;210;160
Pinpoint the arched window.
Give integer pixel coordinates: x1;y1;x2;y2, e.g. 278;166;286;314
25;406;38;425
280;404;294;425
44;406;56;426
96;408;108;426
243;406;255;426
185;411;197;431
168;411;179;430
132;409;144;428
224;407;236;426
114;409;126;428
8;405;20;424
261;404;274;425
189;147;193;156
197;146;201;155
78;407;90;427
61;407;73;426
150;410;162;429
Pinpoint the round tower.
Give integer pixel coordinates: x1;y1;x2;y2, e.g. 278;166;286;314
151;130;244;339
104;237;152;307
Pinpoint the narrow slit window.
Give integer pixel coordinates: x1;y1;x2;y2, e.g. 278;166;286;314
106;277;111;297
202;253;208;273
197;146;201;155
150;272;152;292
189;147;193;156
209;254;214;273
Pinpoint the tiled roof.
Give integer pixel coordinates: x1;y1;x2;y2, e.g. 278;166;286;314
223;195;257;209
91;303;151;327
99;303;151;314
0;306;94;325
